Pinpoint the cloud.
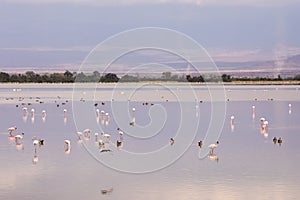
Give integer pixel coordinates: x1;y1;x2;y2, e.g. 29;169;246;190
2;0;299;7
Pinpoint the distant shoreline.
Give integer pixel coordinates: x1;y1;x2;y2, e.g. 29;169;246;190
0;80;299;85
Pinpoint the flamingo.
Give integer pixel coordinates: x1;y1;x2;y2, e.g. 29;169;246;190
33;139;39;146
83;129;91;134
63;109;67;118
8;126;17;136
22;107;28;115
105;113;109;121
98;140;105;149
118;130;124;141
208;141;219;153
77;132;83;141
230;115;235;124
64;140;71;154
31;108;35;117
101;132;111;142
42;110;46;118
14;132;24;144
95;133;99;142
101;188;113;195
83;129;91;140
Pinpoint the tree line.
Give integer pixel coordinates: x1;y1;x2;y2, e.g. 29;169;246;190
0;70;300;83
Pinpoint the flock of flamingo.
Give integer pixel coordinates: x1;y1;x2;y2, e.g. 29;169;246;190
5;97;289;165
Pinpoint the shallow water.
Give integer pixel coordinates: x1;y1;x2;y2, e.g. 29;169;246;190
0;85;300;199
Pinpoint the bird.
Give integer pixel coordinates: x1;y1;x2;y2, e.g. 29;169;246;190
96;109;100;117
95;133;99;142
230;115;234;124
8;126;17;136
116;140;122;148
208;141;219;153
42;110;46;117
22;107;28;116
39;139;44;146
33;139;39;146
101;132;111;142
273;137;277;144
63;109;67;118
64;140;71;154
101;188;113;195
260;117;266;125
129;121;135;126
198;140;203;148
132;107;136;112
98;140;105;149
105;113;110;121
278;137;283;146
170;138;175;145
77;132;83;141
31;108;35;117
14;132;24;144
83;129;91;140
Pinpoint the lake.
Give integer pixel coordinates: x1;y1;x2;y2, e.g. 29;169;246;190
0;83;299;199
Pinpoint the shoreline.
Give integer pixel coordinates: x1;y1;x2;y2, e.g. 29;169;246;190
0;80;299;86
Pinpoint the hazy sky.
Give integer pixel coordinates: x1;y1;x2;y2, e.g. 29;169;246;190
0;0;300;70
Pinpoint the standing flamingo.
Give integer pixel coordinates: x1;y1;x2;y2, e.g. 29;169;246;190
208;141;219;154
8;126;17;136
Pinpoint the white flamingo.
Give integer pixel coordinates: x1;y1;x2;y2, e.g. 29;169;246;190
230;115;234;124
77;132;83;142
101;132;111;142
95;133;99;142
22;107;28;116
105;113;109;121
208;141;219;153
42;110;46;120
83;129;91;140
63;109;67;118
8;126;17;136
14;132;24;144
100;110;105;119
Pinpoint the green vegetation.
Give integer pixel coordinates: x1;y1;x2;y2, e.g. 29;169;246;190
0;70;300;83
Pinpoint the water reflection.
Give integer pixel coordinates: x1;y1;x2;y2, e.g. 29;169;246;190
208;152;219;162
42;110;46;122
230;116;235;132
252;105;256;119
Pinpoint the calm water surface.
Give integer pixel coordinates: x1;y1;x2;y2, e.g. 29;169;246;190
0;87;300;199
